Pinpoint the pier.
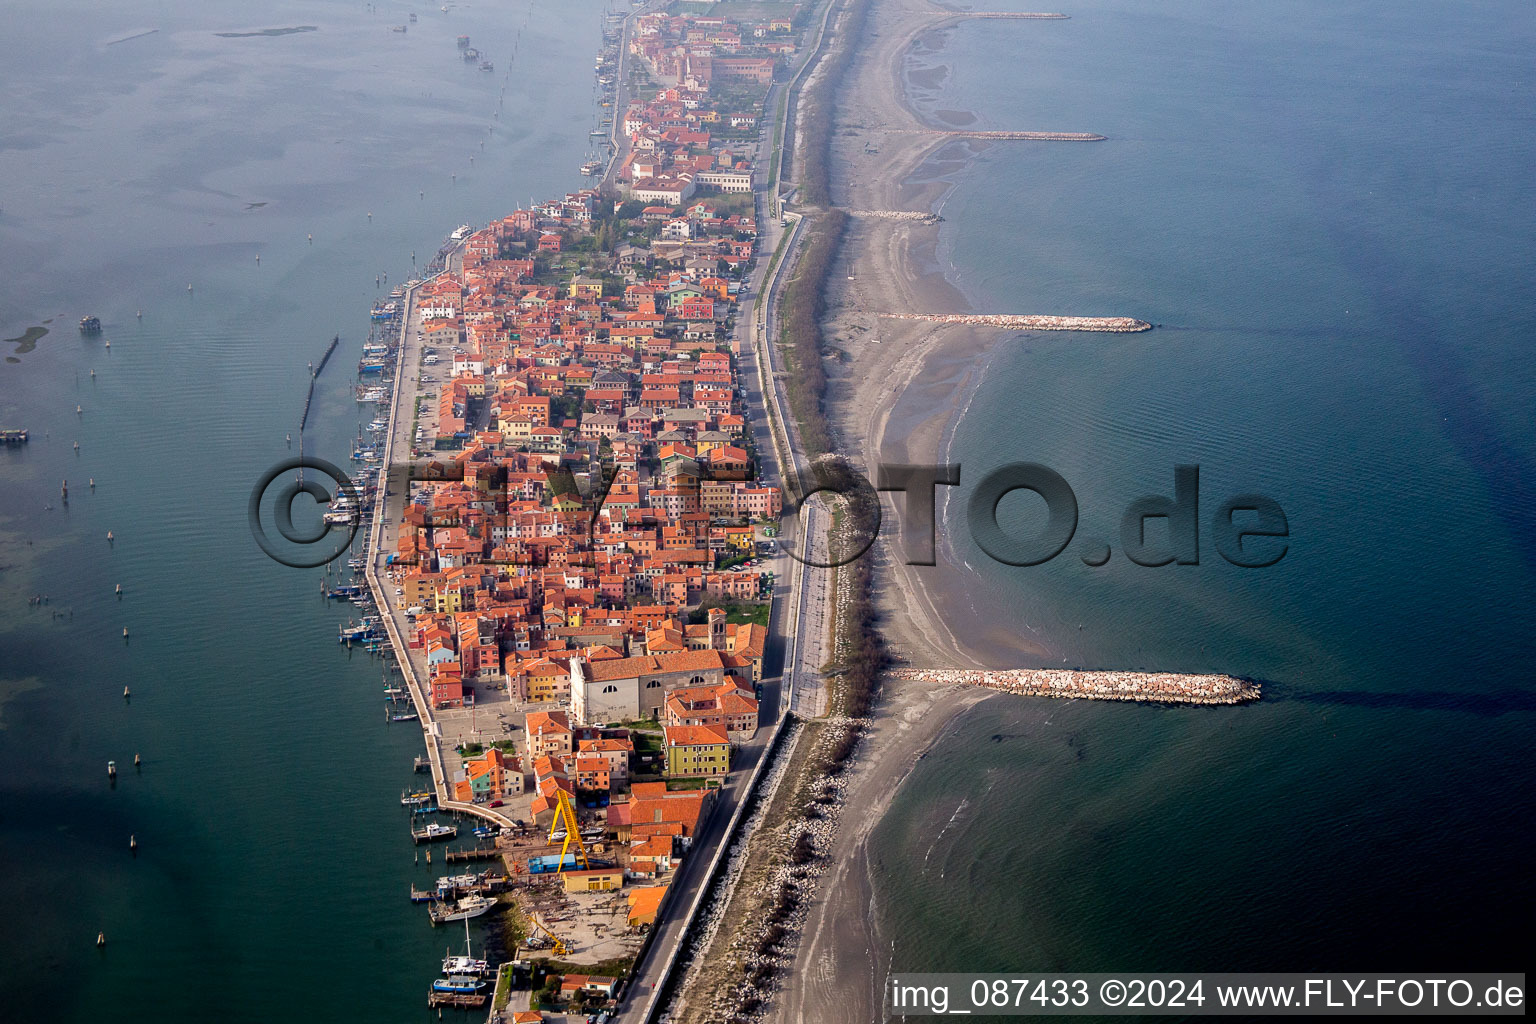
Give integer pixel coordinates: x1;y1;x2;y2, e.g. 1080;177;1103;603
890;668;1261;705
444;846;502;863
880;312;1152;332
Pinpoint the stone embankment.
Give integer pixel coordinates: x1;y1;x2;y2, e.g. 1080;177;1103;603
848;209;943;223
673;720;859;1023
958;12;1071;18
891;668;1260;705
880;312;1152;332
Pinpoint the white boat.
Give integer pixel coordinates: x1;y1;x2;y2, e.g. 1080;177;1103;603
437;872;483;891
442;954;489;976
413;822;457;843
428;893;497;924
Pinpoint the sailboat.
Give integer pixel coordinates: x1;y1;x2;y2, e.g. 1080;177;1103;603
440;917;490;977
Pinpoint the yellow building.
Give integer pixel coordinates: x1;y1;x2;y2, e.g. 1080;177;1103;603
562;867;622;893
663;724;730;777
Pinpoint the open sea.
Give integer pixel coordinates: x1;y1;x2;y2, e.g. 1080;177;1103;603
879;0;1536;986
0;1;611;1018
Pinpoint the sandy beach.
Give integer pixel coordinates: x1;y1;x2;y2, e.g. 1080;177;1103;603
814;0;1072;674
767;1;1067;1021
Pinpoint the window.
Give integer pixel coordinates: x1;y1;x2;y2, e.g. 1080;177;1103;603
689;675;704;685
646;680;661;688
603;685;618;693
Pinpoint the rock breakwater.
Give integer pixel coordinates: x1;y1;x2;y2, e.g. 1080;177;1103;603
891;668;1260;705
880;312;1152;332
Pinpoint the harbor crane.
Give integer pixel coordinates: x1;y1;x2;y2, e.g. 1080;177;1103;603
548;788;590;875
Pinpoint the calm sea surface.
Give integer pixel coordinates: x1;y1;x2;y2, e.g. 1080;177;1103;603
879;0;1536;986
0;1;609;1018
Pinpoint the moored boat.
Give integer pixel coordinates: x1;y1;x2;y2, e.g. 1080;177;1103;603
413;822;458;844
430;974;487;993
442;954;489;977
427;893;496;924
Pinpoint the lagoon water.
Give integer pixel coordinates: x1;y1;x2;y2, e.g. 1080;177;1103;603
880;0;1535;982
0;1;609;1018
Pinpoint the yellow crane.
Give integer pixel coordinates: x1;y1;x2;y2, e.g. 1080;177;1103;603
548;788;590;875
528;911;569;957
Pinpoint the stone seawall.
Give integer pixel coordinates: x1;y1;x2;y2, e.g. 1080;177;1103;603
880;312;1152;332
890;668;1261;705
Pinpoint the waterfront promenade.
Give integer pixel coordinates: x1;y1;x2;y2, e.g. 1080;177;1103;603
361;252;517;830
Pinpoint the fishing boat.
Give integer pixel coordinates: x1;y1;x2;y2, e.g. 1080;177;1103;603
412;822;457;844
427;893;496;925
580;159;602;176
402;791;434;807
326;583;365;599
79;316;102;333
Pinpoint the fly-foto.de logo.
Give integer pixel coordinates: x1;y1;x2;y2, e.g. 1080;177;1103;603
780;460;1289;570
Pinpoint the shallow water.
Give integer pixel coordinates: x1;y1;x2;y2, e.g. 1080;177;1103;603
0;1;611;1018
876;0;1536;981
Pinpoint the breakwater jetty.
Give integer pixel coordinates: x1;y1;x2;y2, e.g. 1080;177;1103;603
942;12;1070;19
880;312;1152;332
848;209;943;223
934;129;1104;141
891;668;1260;705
